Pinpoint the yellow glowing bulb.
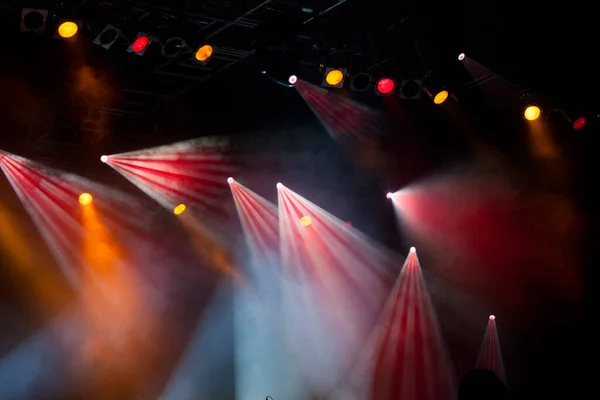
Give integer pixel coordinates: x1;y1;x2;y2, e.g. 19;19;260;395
79;193;93;206
433;90;449;104
58;21;78;38
174;204;186;215
524;105;541;121
195;44;213;62
325;69;344;86
300;216;312;227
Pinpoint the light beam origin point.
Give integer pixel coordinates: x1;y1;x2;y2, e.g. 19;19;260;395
100;155;108;162
410;246;416;253
227;177;234;184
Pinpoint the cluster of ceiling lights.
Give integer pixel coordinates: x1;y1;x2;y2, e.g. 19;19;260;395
20;8;214;63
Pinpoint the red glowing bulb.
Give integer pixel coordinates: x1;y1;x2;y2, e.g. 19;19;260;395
573;117;586;130
132;36;150;53
376;78;395;95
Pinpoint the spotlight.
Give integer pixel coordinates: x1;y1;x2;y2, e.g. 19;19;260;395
56;20;79;39
127;33;153;55
432;90;449;104
322;68;346;88
300;216;312;227
573;117;586;130
386;192;393;199
100;155;108;163
79;193;93;206
489;315;495;320
458;53;465;61
375;77;396;96
276;182;283;189
93;24;121;49
288;75;298;85
410;246;416;253
399;79;422;99
21;8;48;33
350;73;373;92
194;44;213;63
524;105;541;121
227;177;234;184
161;37;187;58
173;204;186;215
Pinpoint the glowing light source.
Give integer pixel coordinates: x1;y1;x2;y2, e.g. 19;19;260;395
100;155;108;163
57;21;78;38
79;193;93;206
288;75;298;85
458;53;465;61
173;204;186;215
325;69;344;86
276;182;283;189
300;216;312;227
410;246;416;253
573;117;586;130
132;35;150;53
433;90;449;104
386;192;393;199
489;315;495;320
524;105;541;121
195;44;213;62
227;177;234;184
376;78;395;95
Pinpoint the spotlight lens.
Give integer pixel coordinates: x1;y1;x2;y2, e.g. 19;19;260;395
227;177;234;184
173;204;186;215
410;246;416;253
58;21;78;38
458;53;465;61
276;182;283;189
386;192;393;199
433;90;449;104
288;75;298;85
300;216;312;227
325;69;344;86
195;44;213;62
132;35;150;53
489;315;495;320
100;155;108;163
376;78;395;95
79;193;93;206
573;117;586;130
524;105;541;121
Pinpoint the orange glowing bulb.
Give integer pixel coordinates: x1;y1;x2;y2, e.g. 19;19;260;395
433;90;449;104
58;21;78;38
524;105;541;121
325;69;344;86
79;193;93;206
195;44;213;62
173;204;186;215
300;216;312;227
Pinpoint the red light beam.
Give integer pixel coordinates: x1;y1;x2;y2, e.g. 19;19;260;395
476;315;506;384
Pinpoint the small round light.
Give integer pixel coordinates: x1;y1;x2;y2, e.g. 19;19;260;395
79;193;93;206
433;90;449;104
227;177;234;184
410;246;416;253
325;69;344;86
58;21;78;38
458;53;465;61
376;78;395;95
288;75;298;85
100;155;108;163
132;35;150;53
386;192;393;199
173;204;186;215
276;182;283;189
524;105;541;121
573;117;586;130
300;216;312;227
195;44;213;62
489;315;495;320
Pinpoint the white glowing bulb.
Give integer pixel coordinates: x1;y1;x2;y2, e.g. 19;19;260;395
227;177;234;184
100;155;108;162
386;192;393;199
458;53;465;61
489;315;495;320
410;246;416;253
276;182;283;189
288;75;297;85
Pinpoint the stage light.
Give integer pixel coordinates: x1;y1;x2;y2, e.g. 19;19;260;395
195;44;213;62
100;155;108;163
573;117;586;130
386;192;393;199
162;37;186;58
93;24;121;49
350;72;373;92
399;79;422;99
288;75;298;85
276;182;283;189
489;315;495;320
376;78;396;95
300;216;312;227
57;21;78;38
458;53;465;61
127;33;153;55
410;246;416;253
21;8;48;33
524;105;541;121
322;68;346;88
227;177;234;184
433;90;449;104
173;204;186;215
79;193;93;206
